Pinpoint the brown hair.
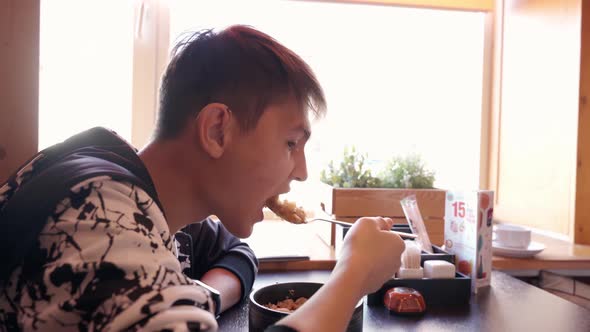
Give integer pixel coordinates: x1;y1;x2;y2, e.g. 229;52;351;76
155;25;326;139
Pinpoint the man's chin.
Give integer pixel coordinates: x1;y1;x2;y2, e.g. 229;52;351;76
227;219;259;239
220;209;264;238
232;224;254;239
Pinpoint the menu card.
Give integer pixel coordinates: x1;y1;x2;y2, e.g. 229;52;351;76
444;190;494;293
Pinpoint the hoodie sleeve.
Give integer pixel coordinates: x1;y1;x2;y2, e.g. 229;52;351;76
180;219;259;301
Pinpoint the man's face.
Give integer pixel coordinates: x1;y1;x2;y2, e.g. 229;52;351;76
211;99;310;238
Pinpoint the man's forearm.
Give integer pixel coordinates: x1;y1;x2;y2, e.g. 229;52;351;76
275;266;364;332
200;267;243;312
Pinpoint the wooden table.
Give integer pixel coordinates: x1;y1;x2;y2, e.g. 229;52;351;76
218;270;590;331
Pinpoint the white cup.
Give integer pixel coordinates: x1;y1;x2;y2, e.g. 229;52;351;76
494;224;531;248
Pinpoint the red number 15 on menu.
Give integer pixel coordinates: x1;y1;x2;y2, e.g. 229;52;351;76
452;201;466;218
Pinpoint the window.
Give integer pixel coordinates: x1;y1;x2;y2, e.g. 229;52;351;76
39;0;134;149
168;0;487;200
38;0;488;211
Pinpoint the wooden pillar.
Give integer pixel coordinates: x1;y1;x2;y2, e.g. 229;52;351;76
0;0;40;182
575;1;590;244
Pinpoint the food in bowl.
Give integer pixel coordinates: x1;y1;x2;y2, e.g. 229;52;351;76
264;296;308;313
265;196;306;224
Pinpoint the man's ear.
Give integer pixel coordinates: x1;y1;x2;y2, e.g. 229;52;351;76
193;103;233;158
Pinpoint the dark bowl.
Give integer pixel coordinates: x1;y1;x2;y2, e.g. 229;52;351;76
249;282;363;332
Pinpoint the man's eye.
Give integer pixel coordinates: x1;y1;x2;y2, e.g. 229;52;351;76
287;141;297;150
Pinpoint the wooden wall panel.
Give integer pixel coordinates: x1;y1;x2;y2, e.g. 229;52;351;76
492;0;581;235
0;0;40;182
575;2;590;244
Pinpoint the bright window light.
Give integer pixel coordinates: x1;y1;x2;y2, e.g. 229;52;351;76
39;0;134;150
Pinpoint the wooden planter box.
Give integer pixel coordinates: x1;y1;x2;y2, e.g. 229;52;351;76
319;186;447;246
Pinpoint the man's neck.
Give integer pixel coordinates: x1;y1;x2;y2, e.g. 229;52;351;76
138;140;210;234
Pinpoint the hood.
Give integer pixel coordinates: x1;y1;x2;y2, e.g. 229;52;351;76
0;127;160;281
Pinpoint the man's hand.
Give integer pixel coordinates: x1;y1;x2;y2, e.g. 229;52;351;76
334;216;406;296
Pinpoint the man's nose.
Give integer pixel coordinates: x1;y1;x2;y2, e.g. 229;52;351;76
292;151;308;182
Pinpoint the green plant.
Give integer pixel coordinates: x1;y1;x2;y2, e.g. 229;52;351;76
379;153;435;189
320;146;381;188
320;148;435;189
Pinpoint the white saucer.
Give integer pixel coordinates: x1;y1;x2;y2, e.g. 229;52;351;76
492;241;545;258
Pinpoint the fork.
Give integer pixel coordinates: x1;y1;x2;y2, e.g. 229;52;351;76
309;218;417;239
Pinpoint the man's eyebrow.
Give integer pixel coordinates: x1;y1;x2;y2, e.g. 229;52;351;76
290;125;311;139
298;126;311;140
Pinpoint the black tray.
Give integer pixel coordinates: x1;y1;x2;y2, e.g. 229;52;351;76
367;272;471;307
338;223;470;307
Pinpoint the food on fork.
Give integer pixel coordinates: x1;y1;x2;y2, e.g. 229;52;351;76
265;196;307;224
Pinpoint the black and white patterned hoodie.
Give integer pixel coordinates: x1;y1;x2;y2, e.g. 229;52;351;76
0;128;258;331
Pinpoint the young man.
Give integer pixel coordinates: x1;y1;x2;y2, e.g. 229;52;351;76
0;26;405;331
